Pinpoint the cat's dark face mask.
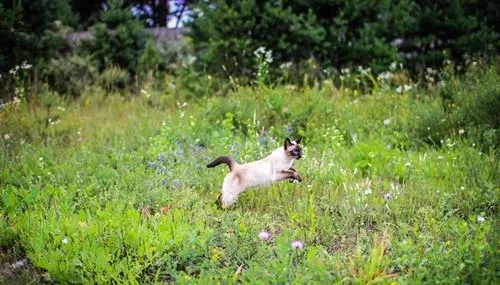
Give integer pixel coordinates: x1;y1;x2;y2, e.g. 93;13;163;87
284;137;303;159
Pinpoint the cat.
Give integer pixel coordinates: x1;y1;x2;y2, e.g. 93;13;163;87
207;137;303;208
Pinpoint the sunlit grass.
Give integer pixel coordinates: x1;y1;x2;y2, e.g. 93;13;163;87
0;64;498;284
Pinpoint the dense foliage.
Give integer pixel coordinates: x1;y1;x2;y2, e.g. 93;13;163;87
188;0;499;80
0;0;75;73
82;0;147;76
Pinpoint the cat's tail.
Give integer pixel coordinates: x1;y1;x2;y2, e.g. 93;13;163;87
207;156;237;171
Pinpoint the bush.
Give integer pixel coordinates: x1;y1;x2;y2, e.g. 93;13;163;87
82;0;146;76
99;66;130;92
187;0;499;81
137;39;162;78
44;55;97;97
0;0;76;74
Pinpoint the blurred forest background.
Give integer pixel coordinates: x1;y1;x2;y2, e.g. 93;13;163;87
0;0;498;99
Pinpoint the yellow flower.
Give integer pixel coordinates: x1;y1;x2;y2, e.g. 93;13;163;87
211;248;222;261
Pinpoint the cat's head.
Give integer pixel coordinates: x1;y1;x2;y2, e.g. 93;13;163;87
284;137;302;159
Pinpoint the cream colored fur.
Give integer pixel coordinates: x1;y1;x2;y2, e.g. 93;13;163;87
218;142;300;208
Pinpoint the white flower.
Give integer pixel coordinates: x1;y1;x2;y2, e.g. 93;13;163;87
364;188;372;195
383;193;392;201
378;71;393;81
458;129;465;135
477;215;485;223
341;68;350;74
21;61;32;69
62;237;69;244
395;86;403;93
383;119;391;126
437;156;444;160
404;162;412;167
4;134;10;140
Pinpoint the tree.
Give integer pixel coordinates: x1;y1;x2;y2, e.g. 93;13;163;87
187;0;499;80
83;0;147;75
0;0;76;73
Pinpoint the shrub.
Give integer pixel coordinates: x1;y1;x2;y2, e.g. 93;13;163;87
99;66;130;92
82;0;146;76
43;55;97;97
137;39;162;79
187;0;499;81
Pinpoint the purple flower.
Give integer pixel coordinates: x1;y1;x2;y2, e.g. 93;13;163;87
257;136;268;146
291;240;303;249
258;231;271;241
157;153;166;162
284;126;293;135
172;179;181;189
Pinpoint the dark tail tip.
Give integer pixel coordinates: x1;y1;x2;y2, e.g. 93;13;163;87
206;156;234;171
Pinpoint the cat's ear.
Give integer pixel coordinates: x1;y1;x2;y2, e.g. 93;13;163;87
295;136;302;144
284;137;292;149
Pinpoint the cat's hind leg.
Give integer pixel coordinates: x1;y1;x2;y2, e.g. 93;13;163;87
219;173;245;208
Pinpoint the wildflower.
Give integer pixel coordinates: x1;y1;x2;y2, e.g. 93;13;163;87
437;156;444;160
157;153;166;162
62;237;68;245
364;188;372;195
341;68;350;74
280;62;293;69
395;86;403;93
383;193;392;201
389;62;398;71
21;62;32;69
404;162;412;167
291;240;304;249
477;215;485;223
458;129;465;135
172;179;181;189
391;38;404;47
160;205;171;214
257;136;267;146
378;71;393;81
140;207;150;217
258;231;271;241
4;134;10;140
383;119;391;126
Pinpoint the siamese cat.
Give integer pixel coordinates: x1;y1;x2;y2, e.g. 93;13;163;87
207;137;303;208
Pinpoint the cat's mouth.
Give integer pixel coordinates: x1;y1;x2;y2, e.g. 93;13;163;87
292;150;302;159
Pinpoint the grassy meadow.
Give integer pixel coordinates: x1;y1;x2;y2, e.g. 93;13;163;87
0;63;498;284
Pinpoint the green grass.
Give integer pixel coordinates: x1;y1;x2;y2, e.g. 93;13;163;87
0;65;498;284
